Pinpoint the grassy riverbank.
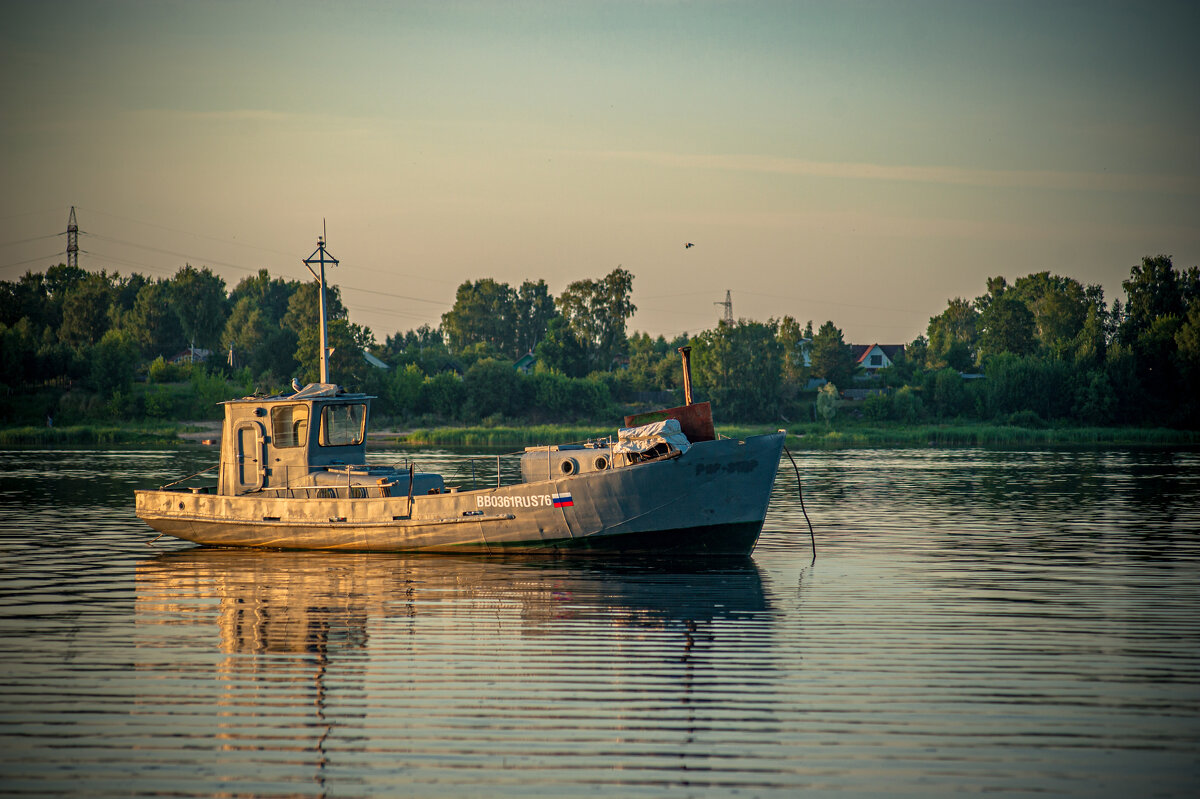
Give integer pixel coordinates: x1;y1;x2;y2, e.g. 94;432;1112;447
380;421;1199;449
2;419;1196;449
773;423;1199;448
0;423;187;446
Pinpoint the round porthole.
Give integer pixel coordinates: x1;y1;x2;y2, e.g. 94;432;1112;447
559;458;578;476
593;455;609;471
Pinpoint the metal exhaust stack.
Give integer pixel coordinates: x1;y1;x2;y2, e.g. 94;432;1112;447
677;346;694;406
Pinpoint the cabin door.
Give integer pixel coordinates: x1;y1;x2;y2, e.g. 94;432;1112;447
234;422;265;493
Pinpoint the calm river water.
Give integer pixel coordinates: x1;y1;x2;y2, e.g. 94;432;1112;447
1;445;1198;797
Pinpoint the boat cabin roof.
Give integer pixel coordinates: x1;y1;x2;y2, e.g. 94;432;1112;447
221;383;375;405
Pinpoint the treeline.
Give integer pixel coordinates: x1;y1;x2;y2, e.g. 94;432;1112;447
888;256;1200;428
0;263;641;425
2;255;1197;429
1;263;369;422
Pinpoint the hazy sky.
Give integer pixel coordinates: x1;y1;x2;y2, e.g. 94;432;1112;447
3;0;1197;345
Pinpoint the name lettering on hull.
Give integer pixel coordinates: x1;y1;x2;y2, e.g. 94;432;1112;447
476;494;556;509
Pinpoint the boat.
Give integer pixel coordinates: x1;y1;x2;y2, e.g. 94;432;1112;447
134;238;786;555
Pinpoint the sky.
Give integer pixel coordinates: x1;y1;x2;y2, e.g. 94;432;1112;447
2;0;1198;346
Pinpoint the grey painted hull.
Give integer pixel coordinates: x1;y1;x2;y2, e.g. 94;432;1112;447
135;432;785;555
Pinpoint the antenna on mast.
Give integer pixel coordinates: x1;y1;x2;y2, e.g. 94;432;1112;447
303;235;340;385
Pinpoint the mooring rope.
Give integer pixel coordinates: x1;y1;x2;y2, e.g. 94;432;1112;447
783;444;816;565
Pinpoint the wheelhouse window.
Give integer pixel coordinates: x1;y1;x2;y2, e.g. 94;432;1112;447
319;403;366;447
270;404;309;448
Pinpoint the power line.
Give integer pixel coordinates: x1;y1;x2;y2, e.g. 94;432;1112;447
0;252;66;271
78;205;462;288
338;283;449;306
0;207;63;223
87;232;453;308
0;233;62;249
87;233;264;276
737;288;927;316
78;206;298;261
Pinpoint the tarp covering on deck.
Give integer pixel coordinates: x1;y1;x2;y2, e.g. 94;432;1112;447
612;419;691;456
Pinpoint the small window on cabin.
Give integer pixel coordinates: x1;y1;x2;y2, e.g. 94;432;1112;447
870;354;883;366
320;403;366;447
270;404;309;448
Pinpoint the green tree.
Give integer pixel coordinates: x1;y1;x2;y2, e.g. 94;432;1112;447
221;270;301;381
809;321;857;387
109;272;149;319
1177;302;1200;374
282;280;346;337
441;279;516;356
981;353;1077;420
418;371;465;418
42;264;88;331
816;383;838;427
978;290;1036;359
58;272;114;349
1120;255;1185;344
777;315;811;391
925;367;970;418
0;273;48;330
927;298;978;370
1116;255;1196;422
382;325;458;376
891;385;923;423
0;318;40;386
229;269;298;323
463;358;525;419
222;295;299;380
513;279;557;357
384;363;426;417
1072;290;1109;368
125;280;186;359
691;320;783;421
89;328;138;396
295;318;375;387
170;265;228;350
1010;272;1090;355
534;316;590;377
556;267;636;372
1074;370;1118;425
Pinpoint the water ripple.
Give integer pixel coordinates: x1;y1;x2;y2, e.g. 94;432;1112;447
1;446;1197;797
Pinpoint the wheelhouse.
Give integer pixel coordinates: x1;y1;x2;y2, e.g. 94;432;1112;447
217;384;373;496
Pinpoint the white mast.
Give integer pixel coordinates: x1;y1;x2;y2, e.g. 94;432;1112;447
303;237;340;384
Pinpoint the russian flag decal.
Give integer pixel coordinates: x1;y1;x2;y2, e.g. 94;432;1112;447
552;492;574;508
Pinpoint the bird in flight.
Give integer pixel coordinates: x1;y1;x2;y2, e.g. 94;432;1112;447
684;242;695;249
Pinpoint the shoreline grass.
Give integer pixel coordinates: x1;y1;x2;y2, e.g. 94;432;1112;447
2;419;1196;449
771;423;1200;448
0;424;185;446
375;424;614;449
383;422;1199;449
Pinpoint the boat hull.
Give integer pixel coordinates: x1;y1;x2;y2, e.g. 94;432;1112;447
135;432;785;555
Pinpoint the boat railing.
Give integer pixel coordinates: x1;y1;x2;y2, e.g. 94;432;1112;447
158;464;218;490
464;453;515;490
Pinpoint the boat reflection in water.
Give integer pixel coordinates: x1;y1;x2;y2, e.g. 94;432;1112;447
135;549;769;653
133;549;772;789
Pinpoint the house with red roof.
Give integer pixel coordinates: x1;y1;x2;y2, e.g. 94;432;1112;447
850;343;905;375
